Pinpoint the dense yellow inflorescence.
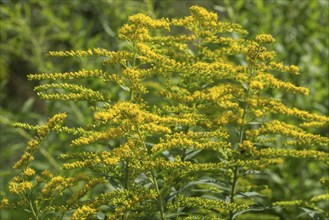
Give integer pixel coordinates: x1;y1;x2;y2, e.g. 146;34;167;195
3;5;328;220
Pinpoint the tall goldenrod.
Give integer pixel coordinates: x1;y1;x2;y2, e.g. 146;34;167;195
1;6;328;220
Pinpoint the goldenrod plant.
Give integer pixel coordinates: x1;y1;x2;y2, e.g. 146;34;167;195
1;6;328;220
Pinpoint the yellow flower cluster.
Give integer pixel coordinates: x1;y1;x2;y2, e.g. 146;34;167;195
247;120;329;147
8;177;33;195
183;84;243;108
299;121;327;128
255;34;275;44
134;158;227;174
238;140;257;155
90;188;158;219
63;140;138;166
213;109;244;126
53;126;91;136
229;158;283;168
0;199;9;209
71;126;125;146
152;131;230;154
172;6;247;35
22;167;36;177
27;69;105;80
13;123;40;131
248;97;329;122
254;72;309;94
34;83;106;102
257;51;276;61
169;195;249;211
36;170;53;184
48;48;110;57
189;5;218;24
137;43;170;64
41;176;66;195
268;62;300;75
119;14;169;42
93;101;194;132
14;113;66;169
37;113;67;137
71;205;96;220
255;148;329;162
310;193;329;202
273;200;303;207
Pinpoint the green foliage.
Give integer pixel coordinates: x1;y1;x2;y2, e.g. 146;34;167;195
1;5;328;220
220;0;329;116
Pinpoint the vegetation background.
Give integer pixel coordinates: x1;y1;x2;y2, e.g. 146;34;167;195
0;0;328;218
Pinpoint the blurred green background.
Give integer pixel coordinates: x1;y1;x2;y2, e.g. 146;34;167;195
1;0;328;219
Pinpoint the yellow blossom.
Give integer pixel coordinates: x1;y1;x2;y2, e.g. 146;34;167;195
255;34;275;44
273;200;303;207
310;194;329;202
71;205;96;220
22;167;36;177
9;179;33;195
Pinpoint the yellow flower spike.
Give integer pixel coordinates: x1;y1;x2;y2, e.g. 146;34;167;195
28;69;106;81
71;126;125;146
35;83;106;102
250;80;265;90
253;109;265;117
12;123;40;131
13;153;34;169
22;167;36;177
70;205;96;220
152;130;230;154
25;139;40;152
42;176;66;196
0;198;9;209
259;72;309;95
189;5;218;23
48;48;111;57
119;14;169;42
257;51;276;61
289;65;300;75
248;120;329;147
37;113;67;138
255;34;275;44
248;97;329;122
255;148;329;162
238;140;257;155
273;200;303;207
128;14;170;30
8;179;33;195
310;194;329;202
170;195;249;211
299;121;327;128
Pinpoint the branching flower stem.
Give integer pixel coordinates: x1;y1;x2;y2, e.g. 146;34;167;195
26;194;38;220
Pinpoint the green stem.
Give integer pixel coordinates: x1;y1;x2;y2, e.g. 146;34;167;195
124;161;129;189
151;170;165;220
229;166;239;220
135;124;165;220
229;67;252;220
27;196;38;220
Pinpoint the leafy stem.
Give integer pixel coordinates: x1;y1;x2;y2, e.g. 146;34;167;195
135;124;165;220
229;59;254;220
